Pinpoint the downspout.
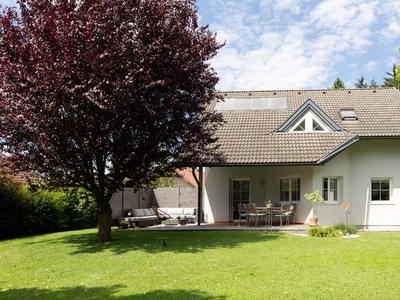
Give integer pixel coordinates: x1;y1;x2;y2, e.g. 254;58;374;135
192;167;203;226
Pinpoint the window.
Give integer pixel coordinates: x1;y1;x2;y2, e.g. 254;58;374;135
371;179;390;201
323;177;338;202
280;177;300;201
232;180;250;202
289;111;330;133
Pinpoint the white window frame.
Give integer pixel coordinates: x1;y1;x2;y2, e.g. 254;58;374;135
322;176;341;204
289;111;331;133
371;178;392;203
279;176;301;202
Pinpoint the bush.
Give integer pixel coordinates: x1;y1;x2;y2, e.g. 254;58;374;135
0;176;97;239
59;188;97;230
333;222;358;235
0;175;30;239
308;225;342;237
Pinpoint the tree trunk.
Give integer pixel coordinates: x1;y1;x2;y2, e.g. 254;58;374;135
97;201;112;242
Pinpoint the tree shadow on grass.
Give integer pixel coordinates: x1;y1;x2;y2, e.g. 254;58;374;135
0;285;227;300
58;230;283;255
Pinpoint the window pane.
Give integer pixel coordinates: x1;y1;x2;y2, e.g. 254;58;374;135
313;119;324;131
294;120;305;131
330;178;337;189
371;181;380;190
381;191;390;201
242;191;250;201
381;180;389;190
371;190;380;201
233;192;241;201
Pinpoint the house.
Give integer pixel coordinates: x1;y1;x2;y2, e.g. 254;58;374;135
199;88;400;229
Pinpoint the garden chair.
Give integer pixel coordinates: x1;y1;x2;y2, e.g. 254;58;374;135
237;203;248;227
271;203;291;226
153;207;172;227
246;203;265;226
285;204;296;225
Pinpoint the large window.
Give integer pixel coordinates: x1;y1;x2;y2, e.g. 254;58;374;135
371;179;390;201
280;177;300;201
323;177;338;202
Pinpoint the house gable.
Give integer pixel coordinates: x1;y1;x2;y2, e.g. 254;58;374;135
276;99;342;133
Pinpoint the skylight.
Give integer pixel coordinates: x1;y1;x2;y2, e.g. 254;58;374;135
340;108;357;121
215;97;287;111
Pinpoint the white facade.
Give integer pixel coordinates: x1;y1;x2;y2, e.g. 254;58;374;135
203;139;400;229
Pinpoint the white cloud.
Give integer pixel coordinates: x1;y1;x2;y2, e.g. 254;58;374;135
364;60;379;71
381;21;400;41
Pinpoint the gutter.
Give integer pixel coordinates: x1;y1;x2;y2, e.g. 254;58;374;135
317;135;360;164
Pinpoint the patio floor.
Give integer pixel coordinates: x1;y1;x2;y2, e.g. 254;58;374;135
117;222;310;232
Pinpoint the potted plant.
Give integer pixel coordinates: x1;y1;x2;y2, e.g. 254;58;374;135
304;190;325;226
265;200;273;208
119;220;129;229
178;216;187;225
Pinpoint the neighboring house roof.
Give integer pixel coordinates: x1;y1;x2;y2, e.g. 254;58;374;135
0;154;37;183
205;88;400;166
175;168;202;188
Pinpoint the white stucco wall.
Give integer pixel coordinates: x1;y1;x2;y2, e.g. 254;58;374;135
348;139;400;228
204;139;400;228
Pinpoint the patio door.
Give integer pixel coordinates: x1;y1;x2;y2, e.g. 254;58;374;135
231;179;250;221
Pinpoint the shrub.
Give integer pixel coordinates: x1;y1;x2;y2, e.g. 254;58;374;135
0;175;30;239
0;176;97;239
333;222;358;235
59;188;97;230
308;225;342;237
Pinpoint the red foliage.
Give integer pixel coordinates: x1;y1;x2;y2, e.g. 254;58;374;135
0;0;223;241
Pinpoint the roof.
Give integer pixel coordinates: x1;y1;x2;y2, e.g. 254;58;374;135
175;168;201;188
204;88;400;166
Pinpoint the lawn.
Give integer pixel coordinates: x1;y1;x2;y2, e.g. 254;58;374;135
1;229;400;300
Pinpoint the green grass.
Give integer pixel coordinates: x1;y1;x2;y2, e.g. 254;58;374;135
1;229;400;299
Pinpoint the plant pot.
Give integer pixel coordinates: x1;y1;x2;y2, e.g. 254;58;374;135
309;217;318;227
178;219;187;226
121;223;129;229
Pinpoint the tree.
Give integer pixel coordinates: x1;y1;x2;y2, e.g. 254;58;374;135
0;0;224;242
369;79;379;89
331;77;345;89
354;76;368;88
396;47;400;89
382;64;399;89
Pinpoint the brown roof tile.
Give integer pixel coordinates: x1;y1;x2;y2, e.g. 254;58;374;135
205;88;400;165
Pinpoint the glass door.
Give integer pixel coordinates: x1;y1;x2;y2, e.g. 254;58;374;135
231;179;250;221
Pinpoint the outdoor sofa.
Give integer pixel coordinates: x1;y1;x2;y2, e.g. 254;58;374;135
124;207;197;227
124;207;159;227
159;207;197;225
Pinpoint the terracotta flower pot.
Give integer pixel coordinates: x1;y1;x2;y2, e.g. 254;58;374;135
309;217;318;227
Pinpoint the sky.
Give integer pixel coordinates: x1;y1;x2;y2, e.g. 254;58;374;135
196;0;400;90
1;0;399;91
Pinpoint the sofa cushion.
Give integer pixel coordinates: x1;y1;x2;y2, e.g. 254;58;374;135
183;208;195;215
143;208;156;216
165;208;184;216
132;209;145;217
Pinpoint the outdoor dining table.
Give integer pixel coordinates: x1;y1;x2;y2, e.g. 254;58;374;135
256;206;282;226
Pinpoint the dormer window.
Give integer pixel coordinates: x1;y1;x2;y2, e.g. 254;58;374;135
290;111;330;133
276;98;343;133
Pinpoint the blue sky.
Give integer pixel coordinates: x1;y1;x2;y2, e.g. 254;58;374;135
1;0;399;91
197;0;400;90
